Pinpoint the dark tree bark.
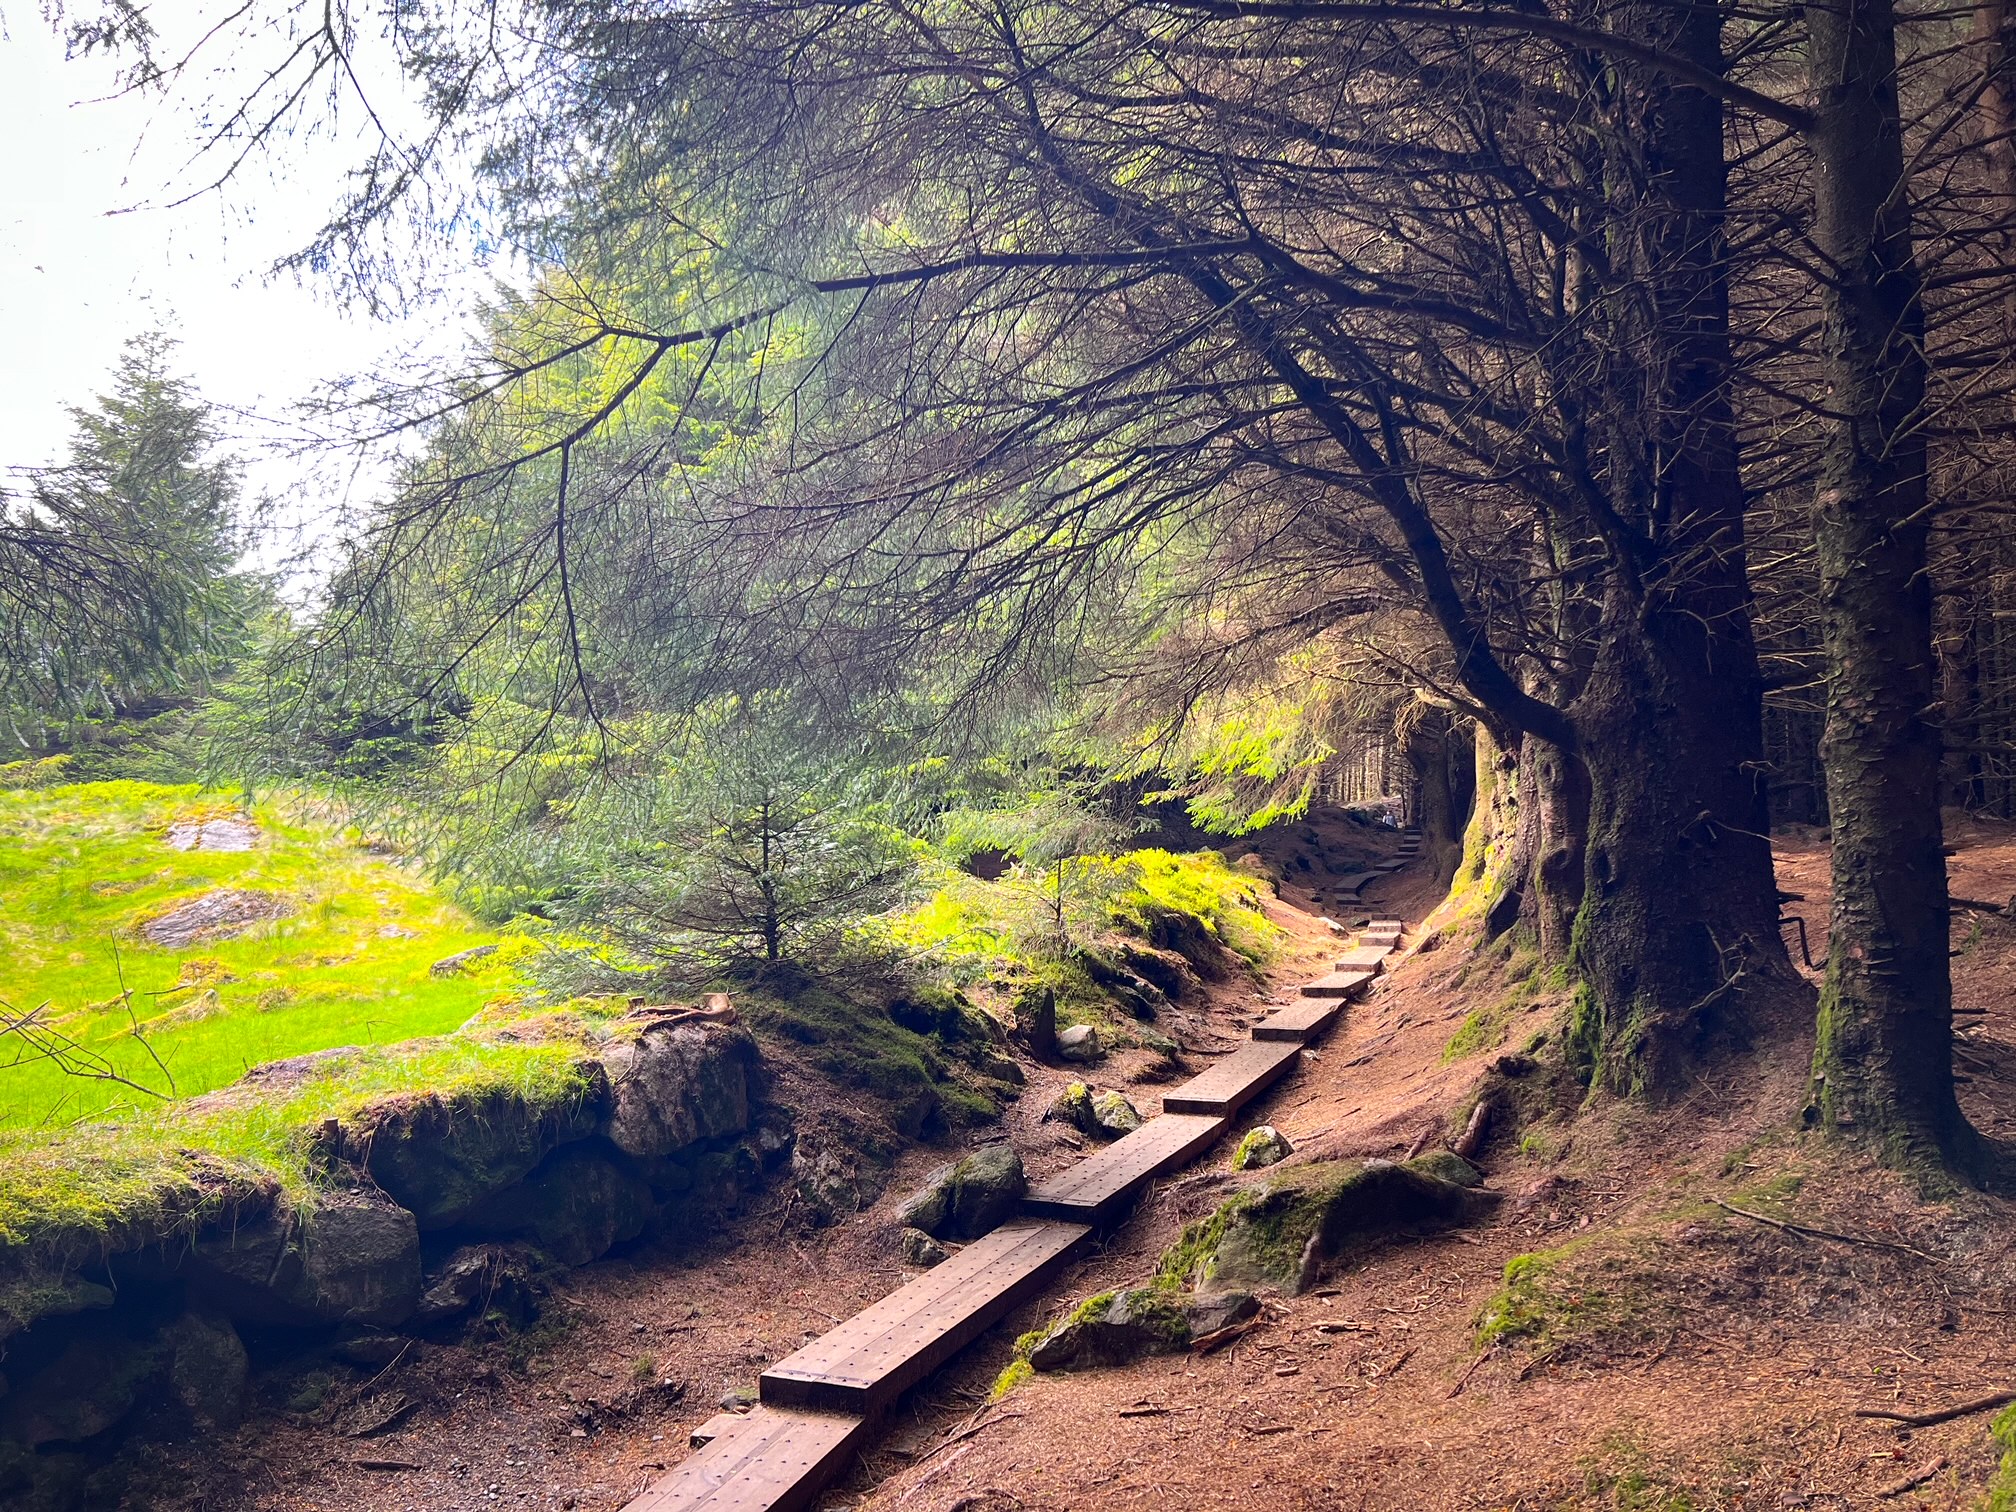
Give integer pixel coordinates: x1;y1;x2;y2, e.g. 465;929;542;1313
1805;0;1977;1172
1558;0;1790;1095
1405;707;1471;888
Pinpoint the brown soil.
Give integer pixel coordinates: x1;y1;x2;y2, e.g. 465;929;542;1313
151;818;2016;1512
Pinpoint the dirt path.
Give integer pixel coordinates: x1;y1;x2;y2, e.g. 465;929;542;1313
165;820;2016;1512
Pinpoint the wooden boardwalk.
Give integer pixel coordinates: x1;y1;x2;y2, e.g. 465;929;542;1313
1022;1113;1228;1224
622;905;1400;1512
1161;1038;1302;1117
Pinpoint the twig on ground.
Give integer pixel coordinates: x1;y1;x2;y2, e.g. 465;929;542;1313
1709;1198;1937;1261
1854;1390;2016;1429
1448;1345;1500;1398
1874;1456;1948;1498
1191;1316;1265;1354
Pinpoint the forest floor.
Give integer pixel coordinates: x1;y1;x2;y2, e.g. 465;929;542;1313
160;816;2016;1512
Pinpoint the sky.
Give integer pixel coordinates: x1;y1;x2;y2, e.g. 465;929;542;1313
0;8;500;565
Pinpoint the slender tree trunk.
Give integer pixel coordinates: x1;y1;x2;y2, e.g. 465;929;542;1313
1805;0;1977;1172
1562;0;1790;1096
1405;707;1471;887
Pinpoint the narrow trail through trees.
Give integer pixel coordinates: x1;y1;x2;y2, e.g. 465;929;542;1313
622;845;1419;1512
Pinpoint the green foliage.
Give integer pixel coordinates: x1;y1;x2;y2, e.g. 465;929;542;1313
0;779;516;1127
0;334;257;740
1987;1404;2016;1512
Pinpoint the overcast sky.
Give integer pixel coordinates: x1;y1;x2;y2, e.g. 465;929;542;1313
0;9;499;561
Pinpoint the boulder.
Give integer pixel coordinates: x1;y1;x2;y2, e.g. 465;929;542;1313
411;1242;546;1328
1091;1091;1144;1137
901;1228;949;1267
895;1144;1025;1241
1011;985;1057;1056
1027;1287;1258;1372
1231;1125;1293;1171
1055;1025;1102;1063
163;1311;249;1430
361;1079;607;1230
164;816;260;852
184;1185;422;1328
600;1024;756;1159
460;1142;654;1268
1163;1153;1495;1296
0;1316;164;1446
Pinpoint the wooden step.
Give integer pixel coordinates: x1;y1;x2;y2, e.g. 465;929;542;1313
625;1405;867;1512
1023;1113;1228;1224
1334;945;1390;973
1299;969;1375;1000
1359;928;1401;946
760;1220;1088;1413
1161;1039;1303;1118
1368;919;1404;931
1334;871;1380;893
1253;997;1344;1042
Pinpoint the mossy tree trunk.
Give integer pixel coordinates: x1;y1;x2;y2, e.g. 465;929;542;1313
1405;707;1474;888
1805;0;1978;1171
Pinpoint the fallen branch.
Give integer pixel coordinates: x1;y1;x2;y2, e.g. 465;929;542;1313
1448;1345;1500;1398
1708;1198;1937;1261
1874;1455;1948;1498
1190;1316;1265;1354
1854;1390;2016;1429
1453;1097;1494;1159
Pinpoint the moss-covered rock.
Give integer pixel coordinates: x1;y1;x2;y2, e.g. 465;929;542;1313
895;1143;1025;1240
460;1141;654;1268
1231;1125;1292;1171
1160;1153;1494;1295
1025;1287;1258;1371
1091;1091;1144;1137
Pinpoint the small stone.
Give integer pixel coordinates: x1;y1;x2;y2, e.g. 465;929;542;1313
429;944;500;978
1055;1025;1102;1063
1044;1082;1097;1135
1091;1091;1144;1137
1232;1125;1293;1171
900;1228;949;1267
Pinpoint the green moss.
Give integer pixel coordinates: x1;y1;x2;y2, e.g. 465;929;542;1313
738;962;996;1137
988;1358;1034;1402
1156;1199;1243;1291
1985;1403;2016;1512
1443;1001;1515;1062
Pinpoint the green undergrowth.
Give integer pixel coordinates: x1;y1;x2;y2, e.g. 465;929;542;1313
889;847;1279;996
1987;1404;2016;1511
0;779;522;1126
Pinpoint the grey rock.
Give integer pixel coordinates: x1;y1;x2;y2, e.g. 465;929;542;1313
428;944;499;977
163;1311;249;1430
900;1228;949;1267
895;1143;1025;1241
600;1024;755;1159
1044;1081;1098;1135
362;1080;606;1230
1091;1091;1144;1137
185;1185;422;1327
1231;1125;1293;1171
141;888;291;947
164;816;260;852
460;1142;653;1268
1055;1025;1102;1063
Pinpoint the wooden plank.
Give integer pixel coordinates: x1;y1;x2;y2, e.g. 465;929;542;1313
1334;871;1380;893
625;1406;867;1512
691;1412;752;1448
1334;945;1390;973
1023;1113;1228;1225
1359;928;1402;945
1253;997;1344;1042
1368;919;1404;931
760;1220;1087;1413
1161;1039;1303;1118
1299;969;1375;1000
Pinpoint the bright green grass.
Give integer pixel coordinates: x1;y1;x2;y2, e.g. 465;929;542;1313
0;779;519;1128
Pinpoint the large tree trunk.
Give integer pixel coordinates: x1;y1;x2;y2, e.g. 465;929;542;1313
1805;0;1977;1171
1405;707;1474;888
1559;0;1792;1096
